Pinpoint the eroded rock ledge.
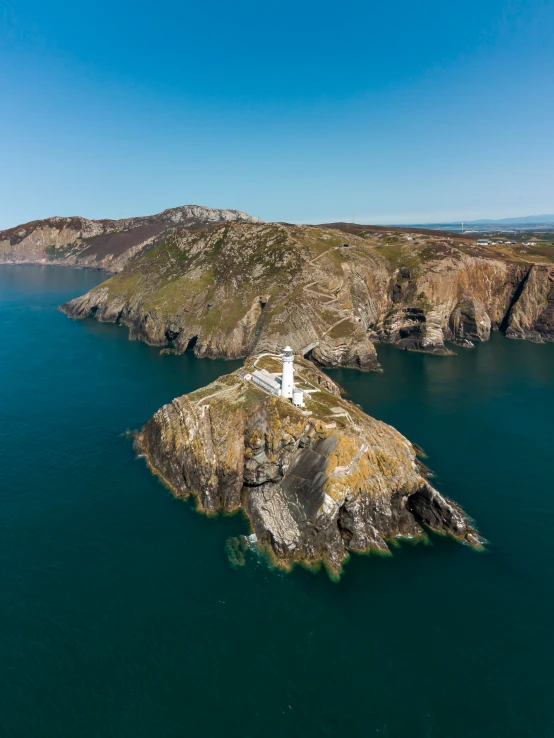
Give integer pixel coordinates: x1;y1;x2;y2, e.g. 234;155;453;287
136;356;482;577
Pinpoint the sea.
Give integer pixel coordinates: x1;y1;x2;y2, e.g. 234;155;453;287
1;264;553;737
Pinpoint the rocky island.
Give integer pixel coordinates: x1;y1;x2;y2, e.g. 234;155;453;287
136;352;482;577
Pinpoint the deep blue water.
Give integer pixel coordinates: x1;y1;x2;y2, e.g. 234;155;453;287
1;265;554;737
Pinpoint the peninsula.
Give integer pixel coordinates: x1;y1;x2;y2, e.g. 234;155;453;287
60;218;554;370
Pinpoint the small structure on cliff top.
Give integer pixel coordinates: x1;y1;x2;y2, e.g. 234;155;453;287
292;387;304;407
250;347;305;407
251;368;280;394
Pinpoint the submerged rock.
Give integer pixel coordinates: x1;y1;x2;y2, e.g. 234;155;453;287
136;355;483;577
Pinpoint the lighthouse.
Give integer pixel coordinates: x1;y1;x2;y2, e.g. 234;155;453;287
281;346;295;399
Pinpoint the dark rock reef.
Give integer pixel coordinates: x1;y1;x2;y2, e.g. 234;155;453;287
136;356;482;577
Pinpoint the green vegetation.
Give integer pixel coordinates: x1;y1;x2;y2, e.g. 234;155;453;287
45;243;78;259
326;319;355;340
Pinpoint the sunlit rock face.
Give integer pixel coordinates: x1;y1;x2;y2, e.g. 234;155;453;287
505;265;554;343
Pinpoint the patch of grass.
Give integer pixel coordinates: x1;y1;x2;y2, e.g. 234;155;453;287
147;268;215;311
106;271;142;297
326;319;356;340
45;243;81;259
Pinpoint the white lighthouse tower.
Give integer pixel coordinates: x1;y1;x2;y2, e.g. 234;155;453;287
281;346;295;399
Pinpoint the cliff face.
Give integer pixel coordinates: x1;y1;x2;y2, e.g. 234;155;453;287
505;265;554;342
0;205;260;273
62;221;554;371
137;357;482;576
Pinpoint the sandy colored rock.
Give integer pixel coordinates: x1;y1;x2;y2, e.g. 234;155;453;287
505;265;554;342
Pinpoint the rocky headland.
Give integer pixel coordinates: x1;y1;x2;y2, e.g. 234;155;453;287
61;220;554;370
136;355;482;577
0;204;260;273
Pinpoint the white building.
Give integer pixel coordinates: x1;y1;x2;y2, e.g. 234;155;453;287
251;368;281;395
249;347;305;407
292;388;305;407
281;346;295;399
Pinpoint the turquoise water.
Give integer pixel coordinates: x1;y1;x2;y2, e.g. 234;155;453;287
1;265;554;737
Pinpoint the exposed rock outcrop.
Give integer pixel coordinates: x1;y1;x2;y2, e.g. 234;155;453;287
505;265;554;342
62;221;554;369
448;298;492;344
136;357;482;577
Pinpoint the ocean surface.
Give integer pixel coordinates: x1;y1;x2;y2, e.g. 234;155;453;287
1;264;554;738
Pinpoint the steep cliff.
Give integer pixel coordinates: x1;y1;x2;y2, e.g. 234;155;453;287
0;205;260;272
505;264;554;342
62;221;554;370
136;356;482;577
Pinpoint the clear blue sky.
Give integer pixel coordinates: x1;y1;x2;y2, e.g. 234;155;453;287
1;0;553;228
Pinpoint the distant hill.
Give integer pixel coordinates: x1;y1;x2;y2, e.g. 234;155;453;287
403;215;554;233
409;215;554;230
468;215;554;225
0;205;261;272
